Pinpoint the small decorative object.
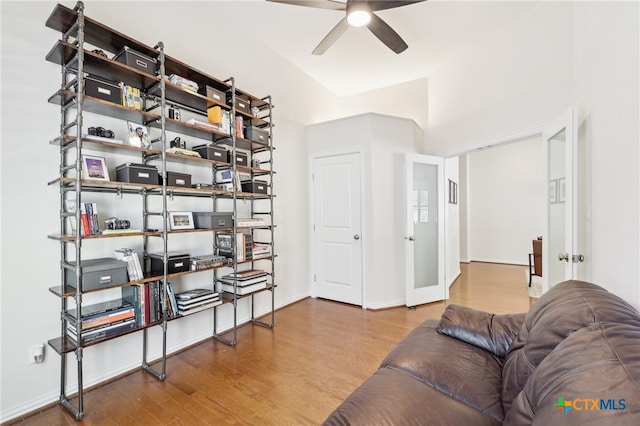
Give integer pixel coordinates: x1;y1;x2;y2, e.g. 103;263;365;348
168;211;194;230
126;121;150;148
82;155;110;180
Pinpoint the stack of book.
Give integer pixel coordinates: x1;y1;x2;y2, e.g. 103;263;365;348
115;248;143;281
175;288;221;315
252;243;272;259
219;269;268;295
66;299;136;344
122;281;171;326
217;232;253;261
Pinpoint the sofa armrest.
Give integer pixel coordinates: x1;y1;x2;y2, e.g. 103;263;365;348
437;304;525;358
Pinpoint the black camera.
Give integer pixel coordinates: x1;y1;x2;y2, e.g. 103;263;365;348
170;136;186;149
105;217;130;230
168;107;181;121
88;126;115;139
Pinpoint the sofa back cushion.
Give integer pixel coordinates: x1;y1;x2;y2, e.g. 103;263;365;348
504;322;640;425
501;280;640;414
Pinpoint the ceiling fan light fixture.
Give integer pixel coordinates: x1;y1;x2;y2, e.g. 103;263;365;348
347;9;371;27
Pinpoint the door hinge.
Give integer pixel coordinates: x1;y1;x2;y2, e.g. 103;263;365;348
314;274;316;282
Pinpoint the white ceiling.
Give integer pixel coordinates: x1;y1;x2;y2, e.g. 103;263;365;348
235;0;541;96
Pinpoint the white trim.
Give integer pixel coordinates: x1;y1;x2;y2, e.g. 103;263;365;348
442;125;547;158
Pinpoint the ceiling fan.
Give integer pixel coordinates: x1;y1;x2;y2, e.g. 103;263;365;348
267;0;425;55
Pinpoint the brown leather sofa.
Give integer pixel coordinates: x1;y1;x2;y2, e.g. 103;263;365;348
323;281;640;425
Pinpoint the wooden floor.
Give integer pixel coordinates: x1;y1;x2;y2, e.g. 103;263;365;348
9;262;535;425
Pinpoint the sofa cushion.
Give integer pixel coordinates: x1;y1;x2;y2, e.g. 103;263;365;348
501;280;640;414
437;304;526;358
380;319;506;421
323;367;501;426
504;322;640;425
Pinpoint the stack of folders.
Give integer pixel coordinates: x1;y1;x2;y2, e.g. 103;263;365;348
66;299;136;344
175;288;221;315
219;269;268;295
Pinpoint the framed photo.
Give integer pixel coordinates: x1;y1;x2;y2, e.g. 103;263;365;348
168;211;194;230
126;121;151;149
549;179;558;204
558;177;566;203
82;155;110;181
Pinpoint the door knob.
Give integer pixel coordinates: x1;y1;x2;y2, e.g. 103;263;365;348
572;254;585;263
405;236;415;241
353;234;360;240
558;253;570;262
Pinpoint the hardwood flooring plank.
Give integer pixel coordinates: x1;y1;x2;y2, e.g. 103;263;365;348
10;262;534;425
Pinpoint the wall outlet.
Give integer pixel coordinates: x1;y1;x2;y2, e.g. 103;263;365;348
30;344;45;364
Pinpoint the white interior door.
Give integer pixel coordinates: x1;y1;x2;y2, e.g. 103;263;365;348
405;154;445;307
544;107;589;289
313;153;363;306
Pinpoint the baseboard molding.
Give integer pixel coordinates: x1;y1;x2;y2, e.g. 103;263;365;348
1;291;311;424
365;299;405;310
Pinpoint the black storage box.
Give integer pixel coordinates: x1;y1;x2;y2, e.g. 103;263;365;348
200;85;226;104
193;212;234;229
161;171;192;187
149;252;190;275
65;257;129;291
115;163;159;185
113;46;158;75
241;180;268;194
193;144;228;162
85;75;122;105
226;93;251;114
245;126;269;145
227;151;248;167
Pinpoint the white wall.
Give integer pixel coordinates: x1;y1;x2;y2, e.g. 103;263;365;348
306;114;422;309
427;1;574;156
0;1;336;421
427;0;639;307
573;1;640;307
466;139;546;265
444;157;461;288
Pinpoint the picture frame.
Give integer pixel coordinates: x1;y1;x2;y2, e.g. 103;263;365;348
558;177;566;203
549;179;558;204
82;155;110;181
126;120;151;149
168;211;194;230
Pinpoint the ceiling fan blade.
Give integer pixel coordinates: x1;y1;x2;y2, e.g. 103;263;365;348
364;0;426;12
312;17;350;55
366;13;408;54
266;0;346;11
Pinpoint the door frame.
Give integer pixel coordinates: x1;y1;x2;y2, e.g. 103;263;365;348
404;153;446;307
309;150;367;306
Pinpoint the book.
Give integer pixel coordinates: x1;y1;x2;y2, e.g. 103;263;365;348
67;299;133;321
220;281;267;295
175;288;217;301
67;318;136;344
176;292;219;306
224;269;267;280
115;248;143;281
80;203;90;236
220;275;267;287
177;295;220;310
122;284;144;327
68;307;135;331
178;300;222;316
